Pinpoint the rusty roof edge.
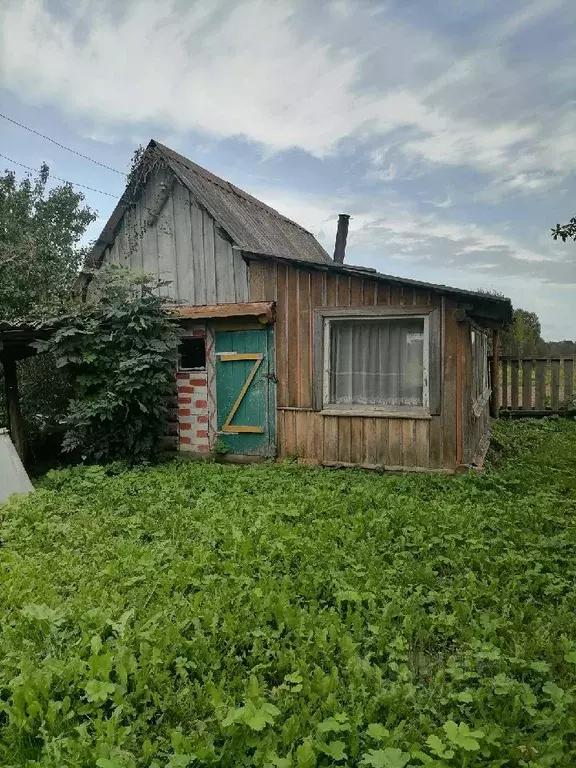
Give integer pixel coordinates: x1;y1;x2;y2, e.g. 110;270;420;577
240;249;513;317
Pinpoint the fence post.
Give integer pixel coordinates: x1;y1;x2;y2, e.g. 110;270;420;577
550;359;560;410
490;329;500;418
535;359;546;410
564;359;573;403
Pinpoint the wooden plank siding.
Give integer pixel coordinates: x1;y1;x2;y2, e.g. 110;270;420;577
248;260;466;470
96;175;249;305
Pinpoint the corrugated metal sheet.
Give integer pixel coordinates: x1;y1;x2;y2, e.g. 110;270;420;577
152;142;332;265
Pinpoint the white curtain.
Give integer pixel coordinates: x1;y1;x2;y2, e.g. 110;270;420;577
329;318;424;406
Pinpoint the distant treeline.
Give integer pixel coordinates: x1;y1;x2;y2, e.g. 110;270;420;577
501;339;576;358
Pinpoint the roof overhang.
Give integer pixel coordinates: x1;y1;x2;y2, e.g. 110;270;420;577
241;250;513;328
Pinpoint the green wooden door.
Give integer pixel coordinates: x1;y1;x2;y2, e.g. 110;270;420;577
215;328;275;456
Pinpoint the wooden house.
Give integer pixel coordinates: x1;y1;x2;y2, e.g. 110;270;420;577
80;140;512;472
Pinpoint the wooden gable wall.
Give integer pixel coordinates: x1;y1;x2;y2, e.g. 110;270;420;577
98;169;249;305
249;259;464;471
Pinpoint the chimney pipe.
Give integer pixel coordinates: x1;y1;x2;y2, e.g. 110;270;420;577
333;214;350;264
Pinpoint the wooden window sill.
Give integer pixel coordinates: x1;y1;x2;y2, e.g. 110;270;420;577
320;408;432;420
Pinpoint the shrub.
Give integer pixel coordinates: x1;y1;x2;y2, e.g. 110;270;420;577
36;266;180;464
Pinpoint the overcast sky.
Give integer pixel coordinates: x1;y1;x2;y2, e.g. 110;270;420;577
1;0;576;338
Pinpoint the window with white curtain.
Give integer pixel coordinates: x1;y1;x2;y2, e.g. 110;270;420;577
471;328;489;401
323;315;429;410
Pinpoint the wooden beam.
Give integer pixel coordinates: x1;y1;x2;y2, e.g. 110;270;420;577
170;302;275;323
2;355;25;460
490;329;500;418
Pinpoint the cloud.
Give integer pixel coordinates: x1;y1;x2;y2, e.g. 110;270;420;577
3;0;576;335
0;0;367;154
251;184;561;277
2;0;575;199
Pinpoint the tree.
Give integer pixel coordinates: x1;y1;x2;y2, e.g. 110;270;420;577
478;289;542;353
502;308;542;351
0;163;96;319
551;218;576;243
0;164;97;462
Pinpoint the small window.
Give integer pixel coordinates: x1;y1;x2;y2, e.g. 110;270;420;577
324;315;428;410
471;329;489;401
178;338;206;370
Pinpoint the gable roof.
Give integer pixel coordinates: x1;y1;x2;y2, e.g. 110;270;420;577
82;140;332;282
153;141;332;265
81;141;512;325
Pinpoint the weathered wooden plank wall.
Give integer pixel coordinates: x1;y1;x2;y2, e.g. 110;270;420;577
97;173;249;305
249;260;462;470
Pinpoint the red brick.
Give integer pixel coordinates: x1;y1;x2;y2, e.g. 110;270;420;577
178;396;192;405
190;378;207;386
176;372;190;380
178;386;194;394
180;436;191;445
178;408;191;417
198;444;209;452
179;422;192;430
195;399;207;409
197;414;208;424
196;429;208;439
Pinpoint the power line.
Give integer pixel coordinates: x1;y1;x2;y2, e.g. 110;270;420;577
0;112;126;176
0;153;119;197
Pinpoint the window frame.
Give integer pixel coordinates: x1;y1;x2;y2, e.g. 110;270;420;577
312;305;442;418
177;337;207;372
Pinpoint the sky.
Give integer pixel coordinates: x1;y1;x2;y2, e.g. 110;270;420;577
1;0;576;339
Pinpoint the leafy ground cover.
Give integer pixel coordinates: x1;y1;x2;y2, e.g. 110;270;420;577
2;420;576;767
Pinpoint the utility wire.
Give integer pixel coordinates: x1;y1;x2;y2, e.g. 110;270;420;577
0;153;119;197
0;112;126;176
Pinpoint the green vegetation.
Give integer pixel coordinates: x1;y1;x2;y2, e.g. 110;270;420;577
0;163;95;320
0;162;96;454
2;420;576;767
35;266;180;464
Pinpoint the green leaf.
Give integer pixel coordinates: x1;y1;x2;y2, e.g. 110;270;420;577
542;681;565;704
319;740;347;761
166;756;196;768
367;723;390;742
360;747;411;767
84;679;115;703
96;759;132;768
317;716;350;733
265;756;292;768
296;738;316;768
456;690;474;703
564;651;576;664
244;703;280;731
426;735;454;759
442;721;484;751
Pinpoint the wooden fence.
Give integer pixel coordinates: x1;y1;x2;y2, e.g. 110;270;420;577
492;357;575;415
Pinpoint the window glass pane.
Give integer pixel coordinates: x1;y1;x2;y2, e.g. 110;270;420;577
329;317;424;406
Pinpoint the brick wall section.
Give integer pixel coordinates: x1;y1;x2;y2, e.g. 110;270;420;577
177;371;210;452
